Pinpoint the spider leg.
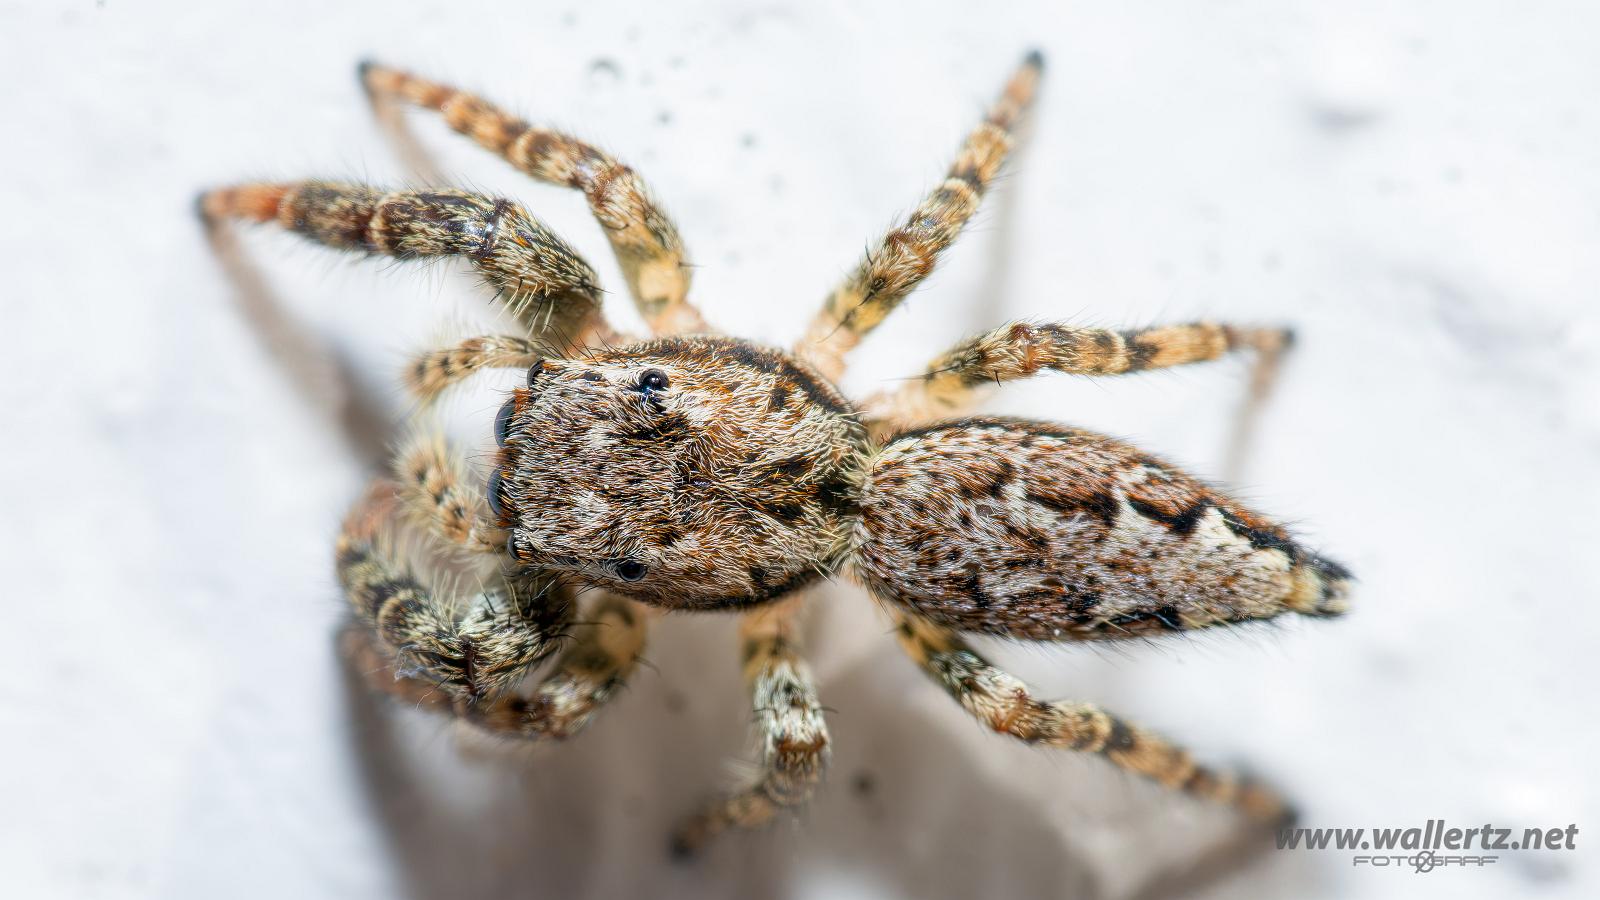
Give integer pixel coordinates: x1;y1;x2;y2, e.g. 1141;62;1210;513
199;181;619;354
391;429;502;554
405;334;546;404
671;596;829;857
893;613;1293;825
338;478;569;702
360;63;707;337
343;591;649;740
795;51;1043;380
477;593;650;740
861;321;1293;436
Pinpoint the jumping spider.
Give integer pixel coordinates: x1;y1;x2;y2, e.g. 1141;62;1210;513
201;51;1350;856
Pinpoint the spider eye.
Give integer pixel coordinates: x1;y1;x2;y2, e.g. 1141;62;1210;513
613;560;647;582
526;358;545;388
637;368;670;393
493;397;516;446
486;469;511;518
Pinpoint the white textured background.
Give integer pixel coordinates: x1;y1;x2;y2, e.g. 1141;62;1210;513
3;2;1597;898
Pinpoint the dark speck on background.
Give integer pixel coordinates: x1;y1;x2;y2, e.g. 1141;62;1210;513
588;58;621;88
663;689;688;714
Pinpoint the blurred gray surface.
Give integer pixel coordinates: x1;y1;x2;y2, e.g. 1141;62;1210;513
2;2;1597;898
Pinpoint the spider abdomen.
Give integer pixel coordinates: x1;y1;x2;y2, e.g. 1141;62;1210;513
852;417;1351;641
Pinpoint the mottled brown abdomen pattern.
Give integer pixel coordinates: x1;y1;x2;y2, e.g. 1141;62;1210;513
853;418;1349;640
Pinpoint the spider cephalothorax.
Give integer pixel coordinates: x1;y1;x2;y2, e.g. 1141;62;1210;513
494;336;868;609
203;50;1351;857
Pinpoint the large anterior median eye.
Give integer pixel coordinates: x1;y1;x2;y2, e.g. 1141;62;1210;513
613;559;647;582
637;368;670;393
